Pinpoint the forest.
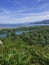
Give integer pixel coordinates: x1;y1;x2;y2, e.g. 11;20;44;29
0;26;49;65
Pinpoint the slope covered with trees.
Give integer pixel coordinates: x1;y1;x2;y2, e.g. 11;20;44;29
0;26;49;65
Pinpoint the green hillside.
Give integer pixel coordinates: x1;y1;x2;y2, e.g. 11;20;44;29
0;26;49;65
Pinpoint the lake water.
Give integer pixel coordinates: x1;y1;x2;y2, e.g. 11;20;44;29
0;30;30;38
0;24;49;38
16;30;30;35
0;34;7;38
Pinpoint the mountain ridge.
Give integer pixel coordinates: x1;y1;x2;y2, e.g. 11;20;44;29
0;20;49;28
30;20;49;24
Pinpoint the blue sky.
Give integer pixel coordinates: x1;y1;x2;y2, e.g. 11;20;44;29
0;0;49;24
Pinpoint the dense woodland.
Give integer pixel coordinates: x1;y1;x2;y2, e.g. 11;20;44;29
0;26;49;65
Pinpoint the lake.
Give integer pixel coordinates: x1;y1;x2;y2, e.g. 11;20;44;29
0;34;7;38
16;30;30;35
0;30;30;38
0;24;49;38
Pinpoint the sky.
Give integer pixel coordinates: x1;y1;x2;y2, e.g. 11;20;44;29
0;0;49;24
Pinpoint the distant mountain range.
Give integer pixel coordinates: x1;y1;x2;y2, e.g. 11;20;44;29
0;20;49;28
30;20;49;24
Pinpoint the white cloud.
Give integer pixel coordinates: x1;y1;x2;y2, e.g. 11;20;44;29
0;9;49;24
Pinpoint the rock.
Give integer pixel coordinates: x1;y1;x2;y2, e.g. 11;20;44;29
0;40;3;45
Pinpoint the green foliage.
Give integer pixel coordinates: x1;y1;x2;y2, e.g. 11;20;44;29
0;26;49;65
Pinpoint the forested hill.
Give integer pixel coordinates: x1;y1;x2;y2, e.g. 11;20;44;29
0;26;49;65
